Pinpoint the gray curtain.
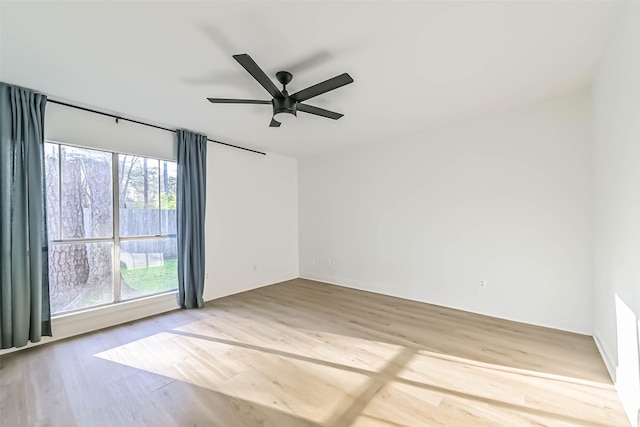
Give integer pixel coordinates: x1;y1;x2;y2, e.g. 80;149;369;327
176;129;207;309
0;83;51;349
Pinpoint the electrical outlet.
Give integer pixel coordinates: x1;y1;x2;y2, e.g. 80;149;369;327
206;273;209;280
252;265;257;272
479;280;487;289
328;258;331;267
312;258;315;265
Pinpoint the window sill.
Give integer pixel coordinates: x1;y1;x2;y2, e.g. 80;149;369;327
52;290;179;320
53;290;180;326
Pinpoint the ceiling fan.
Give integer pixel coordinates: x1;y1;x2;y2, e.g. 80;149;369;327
207;54;354;127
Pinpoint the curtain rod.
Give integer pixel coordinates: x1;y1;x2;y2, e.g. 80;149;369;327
47;99;266;156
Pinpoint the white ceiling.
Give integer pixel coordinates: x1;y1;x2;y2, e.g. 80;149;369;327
0;1;622;158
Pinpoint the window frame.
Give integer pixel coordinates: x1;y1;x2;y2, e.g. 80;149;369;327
45;140;178;316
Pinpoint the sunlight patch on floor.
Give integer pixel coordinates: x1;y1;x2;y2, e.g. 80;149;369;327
94;323;628;426
95;331;381;423
392;351;624;426
173;315;403;372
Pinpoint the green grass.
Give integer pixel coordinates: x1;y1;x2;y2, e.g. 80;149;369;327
121;259;178;292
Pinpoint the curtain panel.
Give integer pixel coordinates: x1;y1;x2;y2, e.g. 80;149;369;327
0;82;51;349
176;129;207;309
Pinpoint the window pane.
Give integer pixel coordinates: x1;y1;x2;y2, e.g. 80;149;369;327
160;161;177;236
60;146;113;239
49;242;114;313
119;155;159;236
120;238;178;300
44;143;60;240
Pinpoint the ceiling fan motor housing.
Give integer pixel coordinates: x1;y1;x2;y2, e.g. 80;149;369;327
272;95;297;118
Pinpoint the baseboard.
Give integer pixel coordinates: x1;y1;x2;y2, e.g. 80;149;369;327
2;276;301;357
299;272;592;335
470;306;593;336
299;272;353;289
593;332;617;383
204;275;299;301
1;291;180;356
1;272;593;351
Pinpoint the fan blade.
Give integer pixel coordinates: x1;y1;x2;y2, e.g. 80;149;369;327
233;54;283;99
291;73;353;102
207;98;271;104
269;118;281;127
297;103;343;120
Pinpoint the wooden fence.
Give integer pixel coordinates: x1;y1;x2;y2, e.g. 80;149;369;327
118;209;177;260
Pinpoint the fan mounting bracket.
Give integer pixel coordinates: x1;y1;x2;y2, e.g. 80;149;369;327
276;71;293;86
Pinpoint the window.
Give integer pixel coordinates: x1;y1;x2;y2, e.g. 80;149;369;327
118;154;178;302
44;143;178;315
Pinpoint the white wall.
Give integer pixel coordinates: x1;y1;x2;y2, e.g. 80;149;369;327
299;90;593;334
204;142;299;301
1;102;298;354
592;3;640;425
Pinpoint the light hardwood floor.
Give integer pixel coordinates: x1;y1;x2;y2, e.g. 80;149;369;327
0;278;629;426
